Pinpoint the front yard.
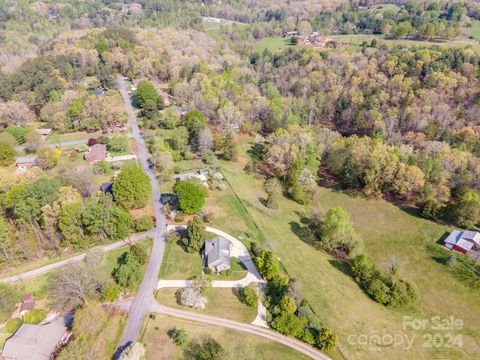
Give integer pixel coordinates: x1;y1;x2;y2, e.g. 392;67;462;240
155;287;257;324
140;315;310;360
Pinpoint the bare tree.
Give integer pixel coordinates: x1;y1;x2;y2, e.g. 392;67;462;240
48;264;100;312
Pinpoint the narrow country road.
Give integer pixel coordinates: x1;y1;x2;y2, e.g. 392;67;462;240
0;231;153;283
14;139;89;152
117;76;167;351
151;303;331;360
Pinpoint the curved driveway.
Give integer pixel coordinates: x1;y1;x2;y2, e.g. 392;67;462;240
151;302;331;360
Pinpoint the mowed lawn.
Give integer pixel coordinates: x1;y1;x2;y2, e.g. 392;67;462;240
159;239;248;281
468;20;480;41
140;315;310;360
156;287;257;324
215;138;480;360
255;37;294;53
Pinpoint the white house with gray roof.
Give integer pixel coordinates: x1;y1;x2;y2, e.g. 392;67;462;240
204;236;231;272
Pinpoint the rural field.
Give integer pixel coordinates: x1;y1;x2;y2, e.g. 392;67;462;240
140;315;310;360
206;137;480;360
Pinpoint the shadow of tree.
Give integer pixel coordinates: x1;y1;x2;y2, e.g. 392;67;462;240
289;219;319;249
328;259;352;277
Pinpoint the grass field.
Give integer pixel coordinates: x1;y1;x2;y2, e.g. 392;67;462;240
370;4;401;12
255;34;480;55
330;34;480;52
467;20;480;41
212;137;480;360
156;287;257;324
255;37;294;53
140;315;310;360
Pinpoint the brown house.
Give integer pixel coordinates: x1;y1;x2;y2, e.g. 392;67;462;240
19;293;35;316
85;144;107;164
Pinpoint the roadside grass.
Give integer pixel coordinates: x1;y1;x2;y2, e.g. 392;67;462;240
255;37;294;53
159;235;248;281
155;287;257;324
140;314;310;360
215;137;480;360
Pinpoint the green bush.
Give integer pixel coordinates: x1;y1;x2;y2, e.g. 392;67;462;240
174;214;185;223
134;215;154;232
204;268;213;275
316;327;338;351
367;278;391;305
101;281;121;302
237;284;258;307
169;326;188;347
23;309;46;324
5;318;22;333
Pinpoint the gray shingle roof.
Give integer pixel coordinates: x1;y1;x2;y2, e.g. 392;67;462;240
204;236;230;269
1;319;67;360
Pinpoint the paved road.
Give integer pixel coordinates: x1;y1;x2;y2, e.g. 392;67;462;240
0;231;153;283
15;139;89;152
151;302;331;360
117;76;167;350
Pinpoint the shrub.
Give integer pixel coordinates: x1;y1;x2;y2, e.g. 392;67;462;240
184;336;224;360
367;278;391;305
270;313;308;338
96;135;108;144
134;215;154;232
174;214;185;223
0;141;16;167
316;327;338;351
101;281;121;302
5;318;22;333
254;249;279;280
129;245;148;265
237;284;258;307
351;254;376;284
169;327;188;346
204;268;213;275
420;199;441;220
388;279;418;307
23;309;46;324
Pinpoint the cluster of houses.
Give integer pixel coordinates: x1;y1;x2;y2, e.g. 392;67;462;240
282;30;344;48
1;294;70;360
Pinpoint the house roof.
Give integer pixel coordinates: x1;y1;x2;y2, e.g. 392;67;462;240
16;156;37;164
85;144;107;163
204;236;230;268
36;128;52;136
456;239;474;251
444;230;462;245
1;319;67;360
461;230;480;245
